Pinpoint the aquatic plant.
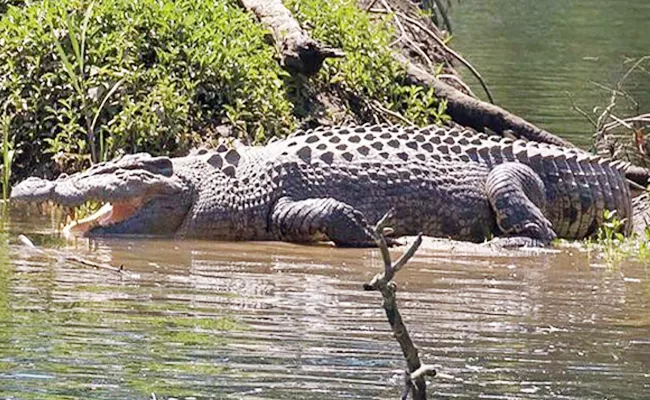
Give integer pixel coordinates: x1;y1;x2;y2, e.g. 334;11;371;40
587;208;650;266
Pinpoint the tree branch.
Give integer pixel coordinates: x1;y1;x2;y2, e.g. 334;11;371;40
395;53;573;147
238;0;344;76
363;210;435;400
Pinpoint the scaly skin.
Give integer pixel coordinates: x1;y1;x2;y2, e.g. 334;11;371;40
10;124;632;246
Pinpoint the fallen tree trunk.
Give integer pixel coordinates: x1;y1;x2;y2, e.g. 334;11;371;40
238;0;650;187
394;54;573;148
237;0;344;75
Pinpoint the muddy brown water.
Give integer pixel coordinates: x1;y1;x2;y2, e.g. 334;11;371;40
0;207;649;399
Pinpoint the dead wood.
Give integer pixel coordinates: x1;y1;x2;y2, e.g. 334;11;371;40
395;54;574;147
237;0;344;76
364;211;435;399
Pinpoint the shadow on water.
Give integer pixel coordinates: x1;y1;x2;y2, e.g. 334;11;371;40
0;207;649;399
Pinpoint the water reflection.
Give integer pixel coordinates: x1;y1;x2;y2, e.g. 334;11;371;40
0;209;648;399
450;0;650;147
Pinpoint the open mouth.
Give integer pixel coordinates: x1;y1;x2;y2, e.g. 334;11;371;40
63;197;145;236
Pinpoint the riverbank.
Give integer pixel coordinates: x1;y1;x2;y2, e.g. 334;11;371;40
0;0;463;188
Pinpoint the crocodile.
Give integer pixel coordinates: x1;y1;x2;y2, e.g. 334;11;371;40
10;124;633;247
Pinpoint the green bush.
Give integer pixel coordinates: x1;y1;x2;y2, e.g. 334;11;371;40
0;0;449;184
0;0;294;176
287;0;449;125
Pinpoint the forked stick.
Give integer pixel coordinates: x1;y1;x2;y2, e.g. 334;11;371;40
363;209;435;400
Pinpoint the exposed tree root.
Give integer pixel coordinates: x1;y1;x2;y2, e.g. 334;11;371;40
394;54;573;147
237;0;344;75
237;0;650;187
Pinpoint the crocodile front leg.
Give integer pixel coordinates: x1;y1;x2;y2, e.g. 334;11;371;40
486;162;557;247
269;196;378;247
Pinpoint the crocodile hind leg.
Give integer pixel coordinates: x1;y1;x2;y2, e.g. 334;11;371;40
486;163;557;247
269;196;379;247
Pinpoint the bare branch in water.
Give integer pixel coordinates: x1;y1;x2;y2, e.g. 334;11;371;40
363;211;435;399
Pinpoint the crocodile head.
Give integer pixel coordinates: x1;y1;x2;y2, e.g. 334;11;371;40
11;153;192;236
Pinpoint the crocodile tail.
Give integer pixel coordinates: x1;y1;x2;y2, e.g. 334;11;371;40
632;193;650;236
502;141;633;239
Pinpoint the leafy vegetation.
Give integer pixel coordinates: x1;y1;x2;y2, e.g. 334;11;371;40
0;0;451;194
0;0;294;182
587;209;650;265
287;0;450;126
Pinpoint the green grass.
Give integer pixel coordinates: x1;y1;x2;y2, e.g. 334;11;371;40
0;0;451;183
586;209;650;266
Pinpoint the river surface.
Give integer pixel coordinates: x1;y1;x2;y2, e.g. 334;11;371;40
2;3;650;399
1;208;649;399
450;0;650;147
